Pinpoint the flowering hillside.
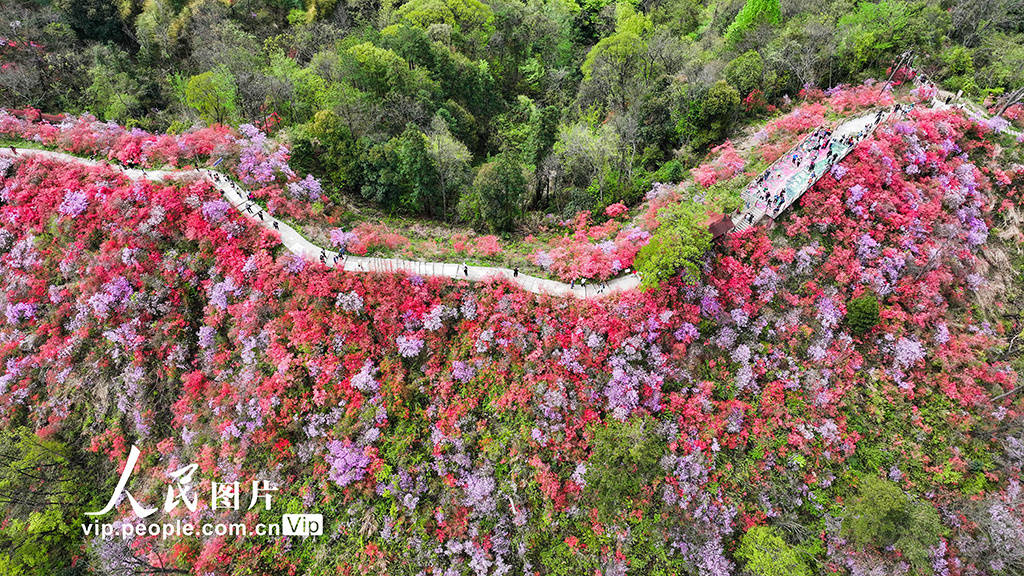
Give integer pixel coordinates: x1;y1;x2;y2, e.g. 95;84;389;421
0;81;937;286
2;101;1024;575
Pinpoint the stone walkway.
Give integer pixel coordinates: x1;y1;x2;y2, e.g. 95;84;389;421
0;148;641;299
731;106;907;231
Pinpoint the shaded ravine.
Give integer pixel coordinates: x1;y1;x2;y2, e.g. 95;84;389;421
0;148;641;299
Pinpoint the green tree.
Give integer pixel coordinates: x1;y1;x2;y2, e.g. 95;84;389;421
650;0;701;37
461;152;525;232
580;3;653;112
525;105;560;207
584;416;664;521
526;105;560;168
181;66;238;125
380;24;498;122
394;0;495;52
434;49;499;123
736;526;811;576
397;125;443;216
842;475;944;572
343;42;429;98
835;1;949;80
725;50;766;98
704;80;741;133
134;0;184;63
942;45;975;79
634;199;711;289
974;33;1024;94
84;44;143;123
633;81;680;166
554;119;620;207
937;44;978;95
724;0;781;46
356;127;447;216
437;100;481;154
675;80;740;152
55;0;130;43
0;428;101;576
360;137;406;210
769;13;836;90
262;49;328;124
290;110;361;202
428;115;472;221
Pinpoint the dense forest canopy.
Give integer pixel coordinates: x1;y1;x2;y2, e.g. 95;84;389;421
2;0;1021;228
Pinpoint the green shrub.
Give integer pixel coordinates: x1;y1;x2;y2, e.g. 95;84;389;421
584;416;665;520
736;526;811;576
841;475;943;571
846;292;880;336
650;159;687;184
941;46;978;95
634;200;712;289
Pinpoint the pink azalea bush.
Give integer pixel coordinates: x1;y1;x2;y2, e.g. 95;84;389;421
450;233;503;257
530;211;650;280
343;222;410;254
692;140;746;188
0;110;236;167
1004;104;1023;129
604;202;628;218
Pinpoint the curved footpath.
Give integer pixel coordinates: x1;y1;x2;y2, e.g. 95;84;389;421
0;148;641;299
7;92;1002;299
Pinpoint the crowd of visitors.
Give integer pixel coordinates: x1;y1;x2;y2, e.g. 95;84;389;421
733;105;911;230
